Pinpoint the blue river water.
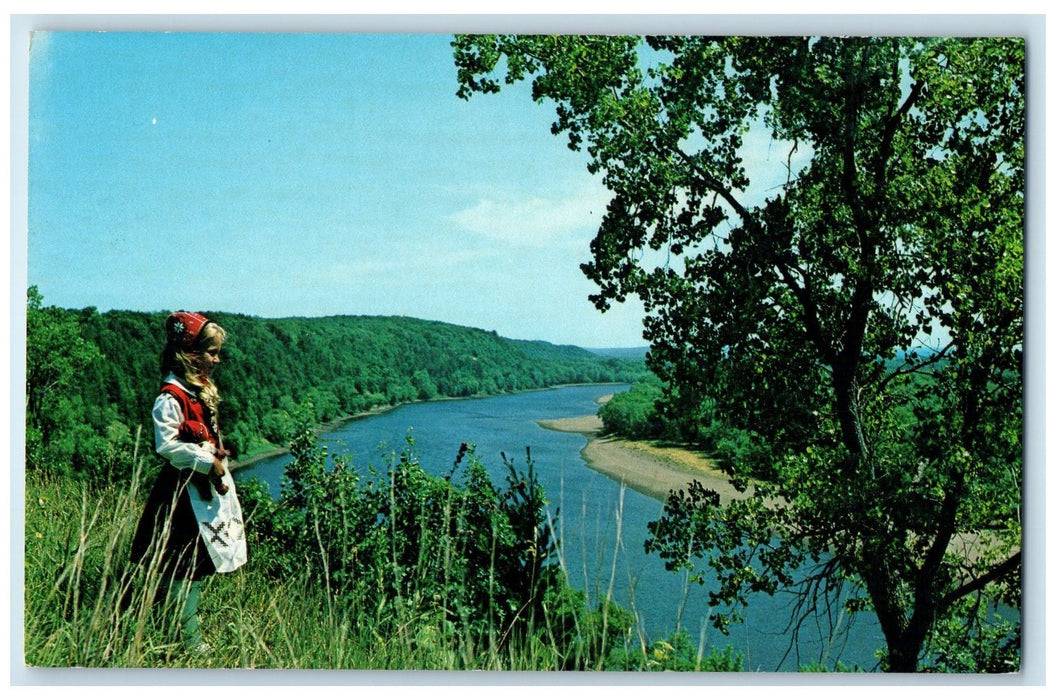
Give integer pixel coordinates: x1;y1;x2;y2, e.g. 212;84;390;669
235;384;886;671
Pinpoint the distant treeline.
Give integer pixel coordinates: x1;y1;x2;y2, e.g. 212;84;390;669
25;290;645;481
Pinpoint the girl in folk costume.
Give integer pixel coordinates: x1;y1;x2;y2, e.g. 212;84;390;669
130;311;247;654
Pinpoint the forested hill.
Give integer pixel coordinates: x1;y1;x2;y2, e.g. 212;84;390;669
26;298;645;477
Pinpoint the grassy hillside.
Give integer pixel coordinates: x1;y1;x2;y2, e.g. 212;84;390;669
23;430;743;671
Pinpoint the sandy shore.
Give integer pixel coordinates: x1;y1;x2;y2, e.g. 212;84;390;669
537;409;747;505
539;399;1004;568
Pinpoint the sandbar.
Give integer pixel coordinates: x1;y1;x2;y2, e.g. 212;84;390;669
537;410;747;505
540;397;1008;570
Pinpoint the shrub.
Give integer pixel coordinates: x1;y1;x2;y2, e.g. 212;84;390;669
599;376;663;439
605;632;744;672
247;421;577;656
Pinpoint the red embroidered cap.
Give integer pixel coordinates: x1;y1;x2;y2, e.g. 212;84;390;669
166;311;210;349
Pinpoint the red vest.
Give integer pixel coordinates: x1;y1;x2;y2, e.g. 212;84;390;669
161;381;220;447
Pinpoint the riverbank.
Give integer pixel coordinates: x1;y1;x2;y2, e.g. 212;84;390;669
537;398;748;505
539;404;1000;569
232;382;633;472
230;403;401;471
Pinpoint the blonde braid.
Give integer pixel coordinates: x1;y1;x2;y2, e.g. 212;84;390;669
190;323;226;420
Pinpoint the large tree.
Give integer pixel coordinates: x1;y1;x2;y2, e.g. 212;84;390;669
454;35;1024;672
25;287;103;444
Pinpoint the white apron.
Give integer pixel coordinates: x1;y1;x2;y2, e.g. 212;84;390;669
186;461;248;573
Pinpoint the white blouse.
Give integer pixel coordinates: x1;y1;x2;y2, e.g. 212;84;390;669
153;374;217;475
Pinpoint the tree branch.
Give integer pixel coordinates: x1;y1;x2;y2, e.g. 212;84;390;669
938;550;1021;612
875;339;956;393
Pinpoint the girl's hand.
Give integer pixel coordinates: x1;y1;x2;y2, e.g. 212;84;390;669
211;457;230;495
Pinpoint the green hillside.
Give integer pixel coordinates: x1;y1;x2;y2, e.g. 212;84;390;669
25;292;644;480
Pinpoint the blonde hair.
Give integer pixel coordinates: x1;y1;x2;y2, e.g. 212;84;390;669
161;321;227;418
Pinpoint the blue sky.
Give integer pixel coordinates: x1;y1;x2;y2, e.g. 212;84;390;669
27;31;645;347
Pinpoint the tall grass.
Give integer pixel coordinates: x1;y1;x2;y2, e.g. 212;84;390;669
24;454;195;667
23;436;743;671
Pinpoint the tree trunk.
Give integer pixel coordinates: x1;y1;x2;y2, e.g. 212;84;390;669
832;359;869;465
886;634;927;673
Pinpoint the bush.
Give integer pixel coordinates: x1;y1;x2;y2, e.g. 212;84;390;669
605;632;744;671
248;421;575;654
599;376;663;439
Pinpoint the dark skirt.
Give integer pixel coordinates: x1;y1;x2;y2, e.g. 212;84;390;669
130;464;217;581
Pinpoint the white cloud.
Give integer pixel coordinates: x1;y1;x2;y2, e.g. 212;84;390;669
451;185;611;247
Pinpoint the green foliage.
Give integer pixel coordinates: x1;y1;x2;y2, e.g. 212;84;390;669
25;429;663;669
920;591;1021;673
25;287;117;482
455;35;1023;672
246;420;591;655
600;375;778;480
798;660;862;673
605;633;744;672
24;294;644;478
597;374;663;438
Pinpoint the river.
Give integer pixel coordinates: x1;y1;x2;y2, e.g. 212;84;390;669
234;384;885;671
